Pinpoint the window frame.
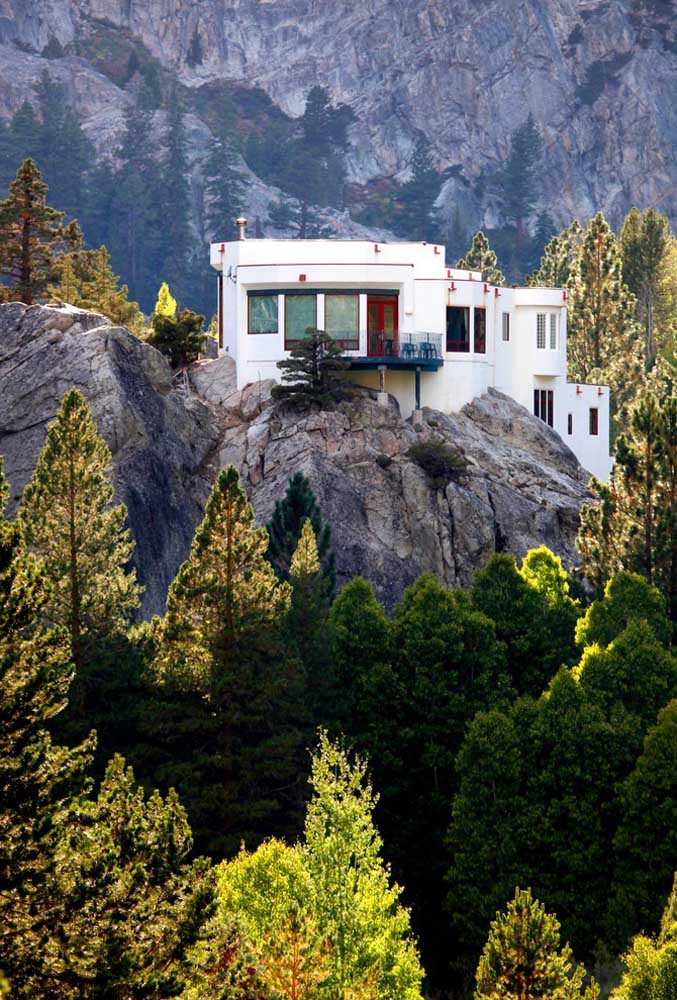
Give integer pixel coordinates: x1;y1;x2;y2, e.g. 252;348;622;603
284;293;318;349
446;306;470;353
536;313;546;349
474;307;486;354
549;313;558;350
325;292;360;351
534;388;554;428
567;413;573;436
589;407;599;436
502;312;510;342
247;292;279;336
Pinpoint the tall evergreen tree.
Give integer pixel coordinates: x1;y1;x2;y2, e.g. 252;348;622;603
396;133;440;242
160;95;195;302
18;388;141;670
148;465;301;856
457;231;506;285
304;732;424;1000
620;208;676;369
202;138;246;242
0;456;94;996
527;219;584;287
499;114;542;247
0;159;81;303
35;72;93;222
577;383;677;623
266;471;336;597
611;874;677;1000
566;211;643;427
474;888;598;1000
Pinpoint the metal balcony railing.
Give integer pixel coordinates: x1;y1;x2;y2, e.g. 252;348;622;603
366;331;443;361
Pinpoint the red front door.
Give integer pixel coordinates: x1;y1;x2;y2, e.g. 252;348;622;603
367;296;399;356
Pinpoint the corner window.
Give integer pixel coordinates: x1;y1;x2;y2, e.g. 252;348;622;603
248;293;278;335
285;294;317;348
446;306;470;353
567;413;573;436
474;308;486;354
589;407;599;436
549;313;558;350
536;313;546;349
502;312;510;342
325;293;359;350
534;388;554;428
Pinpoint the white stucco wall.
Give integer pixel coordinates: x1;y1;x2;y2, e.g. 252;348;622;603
211;237;613;480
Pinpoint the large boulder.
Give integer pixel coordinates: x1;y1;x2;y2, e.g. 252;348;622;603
0;302;591;616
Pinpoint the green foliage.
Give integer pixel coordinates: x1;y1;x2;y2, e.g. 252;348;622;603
266;471;336;597
273;328;351;405
474;887;598;1000
393;132;441;242
0;158;81;304
575;573;672;649
611;875;677;1000
47;245;144;334
148;466;300;856
499;114;542;242
609;702;677;948
155;280;178;318
527;220;584;287
147;307;206;369
577;380;677;626
18;388;141;670
471;553;573;695
304;732;424;1000
407;438;469;487
620;208;675;369
457;231;506;285
566;212;644;431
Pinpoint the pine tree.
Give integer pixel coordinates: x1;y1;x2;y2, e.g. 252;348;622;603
55;754;214;999
611;875;677;1000
474;888;598;1000
304;732;424;1000
0;456;94;997
266;471;336;596
396;133;441;242
160;96;195;301
35;72;93;223
202;138;246;242
147;307;206;369
0;159;81;303
48;245;144;335
154;280;178;319
499;114;542;247
149;465;300;856
620;208;676;370
527;220;584;287
272;328;350;405
457;231;506;285
18;388;141;670
577;384;677;623
566;212;644;427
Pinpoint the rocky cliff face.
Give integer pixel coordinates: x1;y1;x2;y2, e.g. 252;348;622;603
0;302;590;616
0;0;675;234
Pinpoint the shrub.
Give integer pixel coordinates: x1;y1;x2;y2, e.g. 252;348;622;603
407;438;468;487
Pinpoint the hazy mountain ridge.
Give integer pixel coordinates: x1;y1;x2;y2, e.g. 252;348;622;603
0;0;675;240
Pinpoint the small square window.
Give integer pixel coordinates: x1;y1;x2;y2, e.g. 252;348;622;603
589;408;599;436
537;314;546;349
502;312;510;342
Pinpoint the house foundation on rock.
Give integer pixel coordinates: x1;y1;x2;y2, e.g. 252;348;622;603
210;221;613;480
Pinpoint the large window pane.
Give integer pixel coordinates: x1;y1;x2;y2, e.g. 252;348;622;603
248;294;278;334
446;306;469;352
285;295;317;346
325;294;358;349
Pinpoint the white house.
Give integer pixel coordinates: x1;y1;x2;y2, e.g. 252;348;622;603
210;222;613;481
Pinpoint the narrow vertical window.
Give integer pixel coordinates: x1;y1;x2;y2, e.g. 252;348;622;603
534;389;554;427
217;273;224;349
549;313;558;349
502;312;510;342
567;413;573;435
474;308;486;353
589;407;599;436
537;313;546;349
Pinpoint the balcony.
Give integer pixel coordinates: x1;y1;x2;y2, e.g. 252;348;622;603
343;331;444;371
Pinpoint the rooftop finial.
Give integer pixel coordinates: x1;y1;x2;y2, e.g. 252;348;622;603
236;216;248;241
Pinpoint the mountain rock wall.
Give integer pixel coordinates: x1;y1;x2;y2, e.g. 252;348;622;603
0;0;675;233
